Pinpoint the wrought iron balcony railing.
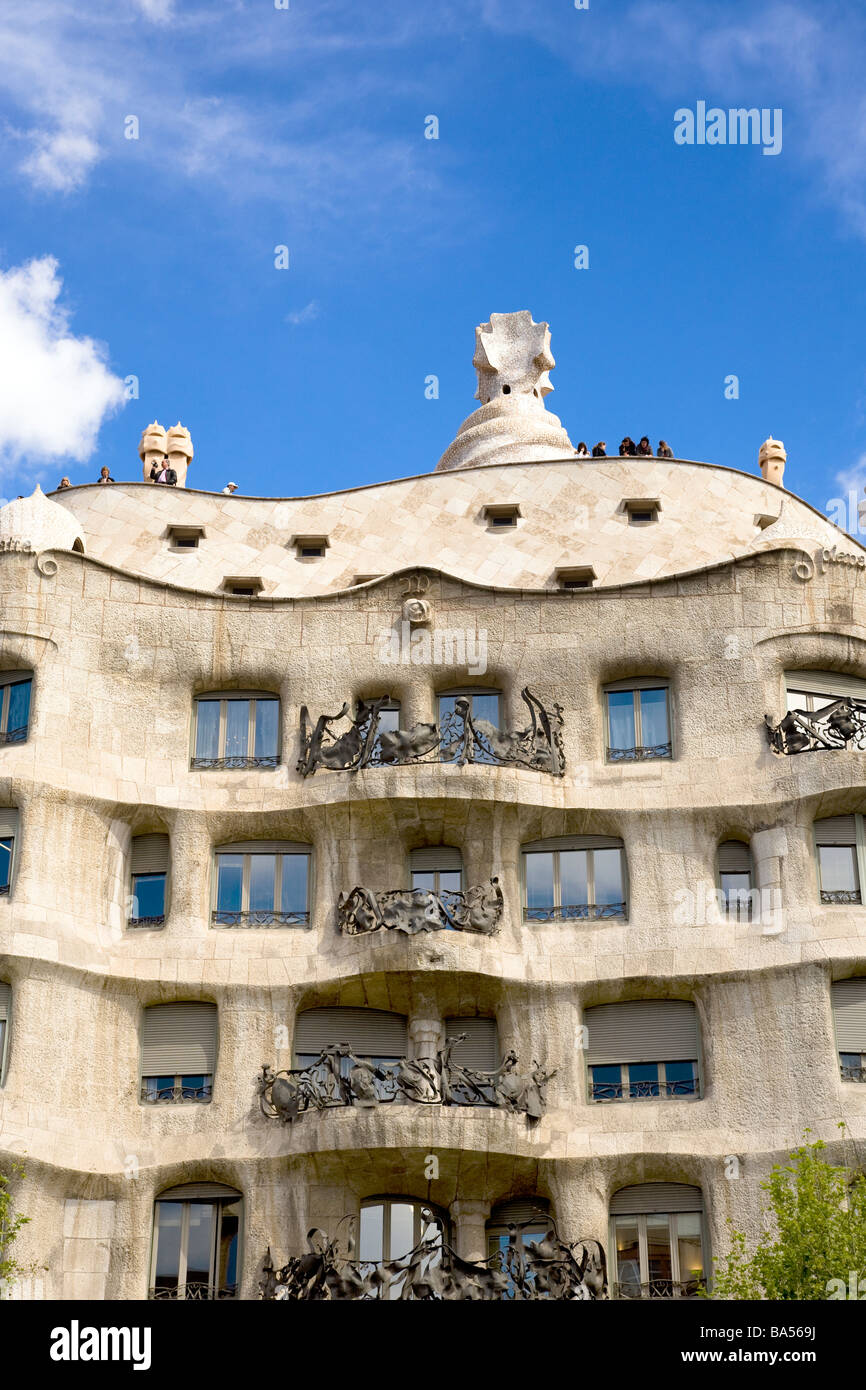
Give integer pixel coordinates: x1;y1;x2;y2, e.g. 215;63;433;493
298;686;564;777
841;1063;866;1082
260;1223;606;1301
591;1078;699;1100
526;902;627;922
766;699;866;755
258;1037;555;1124
0;884;9;897
127;914;166;929
140;1081;213;1104
149;1283;237;1300
606;743;672;762
0;726;28;745
191;755;280;770
613;1277;704;1299
821;890;861;905
338;880;503;935
211;909;311;929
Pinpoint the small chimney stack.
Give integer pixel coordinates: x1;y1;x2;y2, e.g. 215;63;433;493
165;422;194;488
758;436;786;488
138;421;168;482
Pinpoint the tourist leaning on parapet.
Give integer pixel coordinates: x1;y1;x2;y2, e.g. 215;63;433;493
636;436;652;456
222;481;239;494
151;457;177;486
58;477;71;490
575;442;589;457
619;437;636;457
591;441;607;457
657;440;673;457
98;466;115;484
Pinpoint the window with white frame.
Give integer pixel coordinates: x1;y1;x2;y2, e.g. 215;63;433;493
0;982;10;1086
409;845;463;895
832;978;866;1082
140;1002;217;1104
0;809;18;897
604;678;672;762
212;842;311;927
610;1184;705;1298
522;836;627;921
150;1183;241;1300
717;840;753;920
359;1198;446;1298
585;1000;701;1102
785;669;866;714
192;692;280;770
814;815;865;904
0;672;32;745
128;833;169;928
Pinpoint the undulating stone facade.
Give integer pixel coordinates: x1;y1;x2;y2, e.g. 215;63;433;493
1;313;865;1300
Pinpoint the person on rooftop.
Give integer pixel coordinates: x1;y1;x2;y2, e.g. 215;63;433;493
619;437;636;457
657;440;673;457
222;481;239;494
636;436;653;456
575;442;589;457
98;466;115;484
591;441;607;457
57;477;71;490
151;456;177;486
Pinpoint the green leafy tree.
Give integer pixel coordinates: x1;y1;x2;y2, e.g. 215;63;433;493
710;1129;866;1300
0;1162;32;1297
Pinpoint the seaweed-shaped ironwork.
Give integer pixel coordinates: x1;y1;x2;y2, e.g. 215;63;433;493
765;699;866;755
338;879;503;935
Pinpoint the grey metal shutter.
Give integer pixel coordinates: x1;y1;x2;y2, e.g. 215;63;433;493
294;1007;407;1060
131;834;169;875
832;978;866;1052
604;677;670;693
488;1198;550;1228
0;808;19;838
409;846;463;872
718;841;751;874
0;982;10;1021
217;840;310;855
814;816;857;846
585;1000;698;1064
140;1003;218;1074
444;1017;498;1070
785;670;866;700
523;835;623;852
610;1183;703;1215
157;1182;241;1202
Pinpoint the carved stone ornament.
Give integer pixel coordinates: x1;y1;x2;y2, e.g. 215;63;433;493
259;1217;607;1300
338;879;503;935
401;597;431;625
257;1037;556;1124
297;686;564;776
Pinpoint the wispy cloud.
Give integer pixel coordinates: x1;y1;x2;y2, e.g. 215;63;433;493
285;301;321;326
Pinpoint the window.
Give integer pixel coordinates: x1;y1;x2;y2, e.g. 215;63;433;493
370;699;401;761
129;833;169;928
167;526;205;549
0;982;10;1086
438;688;501;764
443;1016;498;1104
222;576;264;596
140;1002;217;1104
213;841;311;927
291;534;329;559
409;846;463;895
585;1001;700;1102
610;1184;705;1298
360;1198;446;1298
832;979;866;1082
522;836;627;921
192;692;280;770
150;1183;241;1300
785;669;866;714
294;1007;407;1100
0;809;19;896
717;840;753;920
555;566;596;590
486;1198;552;1298
482;503;521;528
0;672;32;745
604;678;672;761
814;816;864;904
622;497;661;526
352;574;382;586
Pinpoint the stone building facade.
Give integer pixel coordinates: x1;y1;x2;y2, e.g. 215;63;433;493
1;312;865;1300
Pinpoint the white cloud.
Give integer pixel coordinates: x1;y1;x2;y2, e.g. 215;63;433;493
835;454;866;497
134;0;174;20
20;129;101;193
285;301;320;326
0;256;125;467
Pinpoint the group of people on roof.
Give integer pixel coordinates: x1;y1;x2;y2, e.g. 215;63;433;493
576;437;674;459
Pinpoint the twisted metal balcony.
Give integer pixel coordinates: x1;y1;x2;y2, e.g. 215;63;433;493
149;1283;237;1300
338;880;502;935
298;686;564;777
606;742;672;762
212;909;311;929
127;914;166;929
766;699;866;755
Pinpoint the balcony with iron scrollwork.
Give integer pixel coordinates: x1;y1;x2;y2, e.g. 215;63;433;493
821;889;861;905
613;1277;705;1299
338;879;503;936
190;754;280;771
0;884;9;897
141;1079;213;1104
211;908;311;929
841;1061;866;1082
605;743;671;763
148;1282;237;1300
526;901;627;923
766;698;866;755
127;913;166;930
0;725;28;745
297;686;564;777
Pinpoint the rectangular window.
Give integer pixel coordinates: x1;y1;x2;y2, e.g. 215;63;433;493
438;690;501;765
815;816;864;904
151;1196;241;1300
0;837;12;895
523;844;626;921
214;849;310;926
605;683;671;762
591;1060;697;1100
0;676;32;745
140;1002;217;1104
193;695;280;769
132;873;166;921
612;1211;704;1298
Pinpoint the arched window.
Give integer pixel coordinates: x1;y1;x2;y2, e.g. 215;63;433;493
717;840;753;919
585;1000;700;1101
486;1198;553;1298
814;816;863;904
140;1002;218;1104
409;846;463;894
150;1183;242;1300
832;978;866;1082
609;1183;705;1298
128;833;169;928
522;835;627;920
0;671;32;745
603;678;671;762
213;841;311;927
191;692;280;770
0;809;19;897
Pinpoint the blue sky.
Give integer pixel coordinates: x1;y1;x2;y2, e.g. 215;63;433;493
0;0;865;526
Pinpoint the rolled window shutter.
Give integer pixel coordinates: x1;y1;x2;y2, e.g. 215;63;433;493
197;690;276;702
0;982;10;1021
585;1000;698;1065
488;1197;550;1228
217;841;311;855
610;1183;703;1215
785;670;866;701
141;1002;218;1075
0;808;19;839
832;979;866;1052
444;1017;498;1070
604;677;670;693
157;1182;241;1201
131;834;169;875
294;1007;407;1061
409;846;463;872
523;835;623;853
718;841;751;874
814;816;857;847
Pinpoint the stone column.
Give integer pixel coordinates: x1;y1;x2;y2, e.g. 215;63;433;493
408;1016;441;1060
451;1200;490;1263
751;826;787;932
